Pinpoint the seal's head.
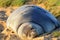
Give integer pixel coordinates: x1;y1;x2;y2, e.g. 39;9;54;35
17;22;44;38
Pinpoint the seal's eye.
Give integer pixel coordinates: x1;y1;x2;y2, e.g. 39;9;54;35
31;28;34;30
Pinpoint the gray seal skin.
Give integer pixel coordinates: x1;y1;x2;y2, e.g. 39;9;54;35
6;5;60;38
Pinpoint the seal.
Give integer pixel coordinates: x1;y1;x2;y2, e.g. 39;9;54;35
6;5;60;39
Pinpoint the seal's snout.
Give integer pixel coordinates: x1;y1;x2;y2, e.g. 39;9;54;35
28;29;37;38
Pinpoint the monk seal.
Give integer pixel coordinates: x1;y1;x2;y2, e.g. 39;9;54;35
6;5;60;39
